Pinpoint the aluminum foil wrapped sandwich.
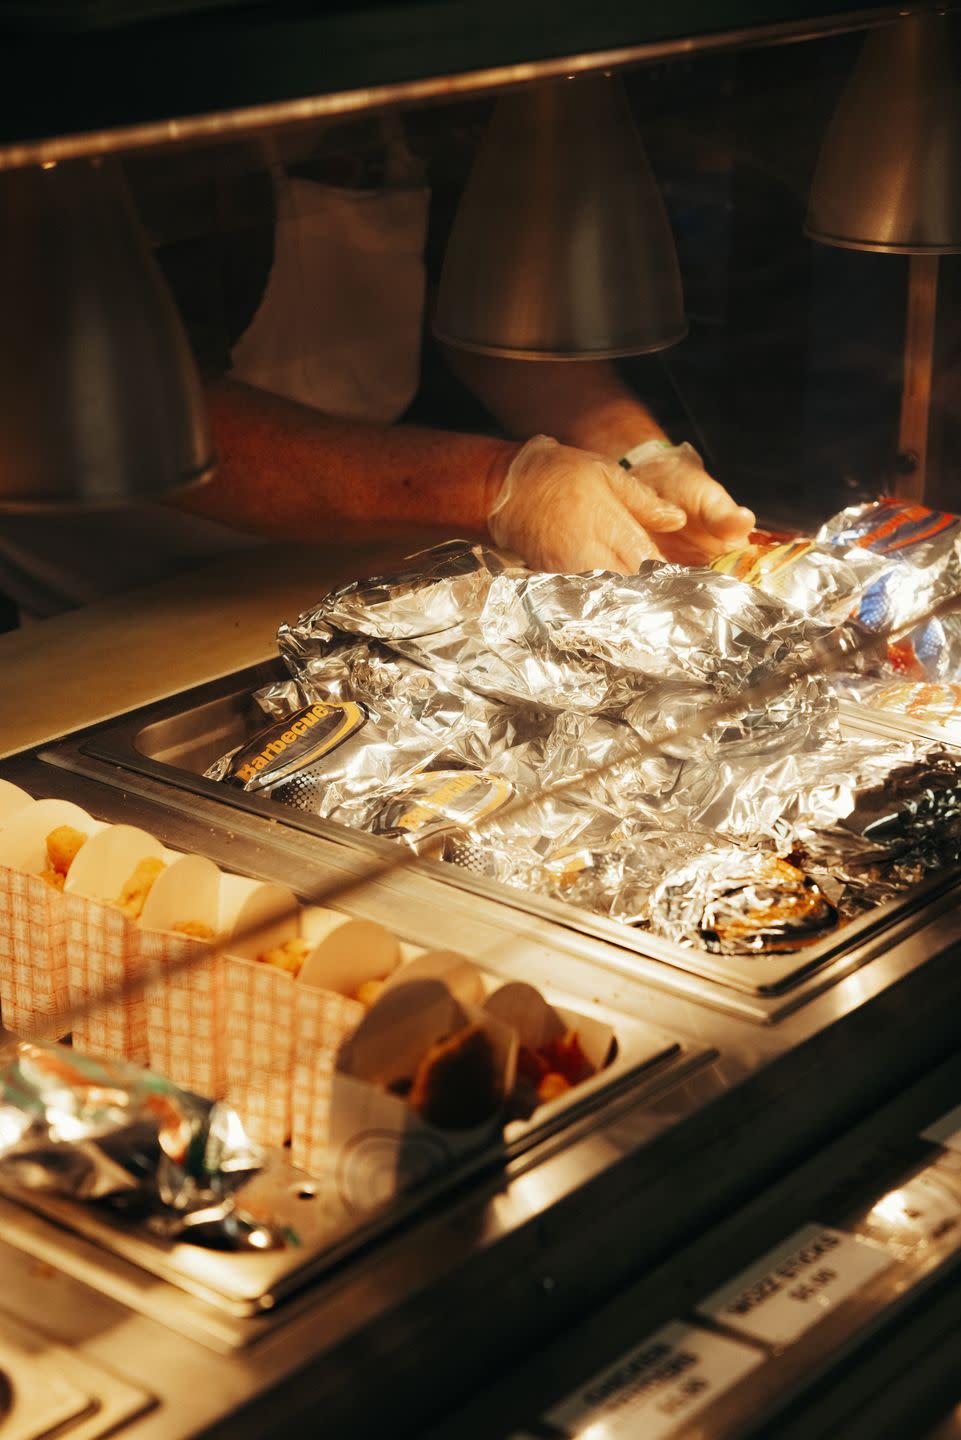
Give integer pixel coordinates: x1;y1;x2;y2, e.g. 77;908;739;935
832;674;961;738
711;536;892;628
818;499;961;680
206;639;535;819
481;733;961;944
0;1039;265;1238
205;537;961;955
211;542;840;841
279;543;838;721
335;768;516;852
648;846;838;954
831;744;961;863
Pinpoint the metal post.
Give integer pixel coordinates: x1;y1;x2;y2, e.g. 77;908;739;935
896;253;940;503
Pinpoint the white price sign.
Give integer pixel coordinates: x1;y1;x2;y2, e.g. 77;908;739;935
540;1321;762;1440
697;1224;893;1348
922;1104;961;1154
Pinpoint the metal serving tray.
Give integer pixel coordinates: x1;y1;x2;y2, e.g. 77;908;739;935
0;977;683;1320
70;662;961;1000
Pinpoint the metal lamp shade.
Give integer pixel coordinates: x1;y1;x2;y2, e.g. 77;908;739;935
0;159;215;509
806;12;961;254
434;74;687;359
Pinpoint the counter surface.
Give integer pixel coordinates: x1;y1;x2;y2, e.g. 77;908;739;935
3;532;961;1437
0;538;433;760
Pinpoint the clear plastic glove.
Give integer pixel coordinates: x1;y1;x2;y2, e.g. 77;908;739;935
487;434;687;574
626;441;755;564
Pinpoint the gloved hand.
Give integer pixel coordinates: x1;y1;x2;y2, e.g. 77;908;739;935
487;434;687;573
624;441;755;564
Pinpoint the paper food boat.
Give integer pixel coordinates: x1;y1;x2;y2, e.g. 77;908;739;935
65;824;168;1065
329;977;518;1212
289;910;401;1175
219;880;300;1145
0;780;34;828
0;799;101;1040
218;884;399;1149
380;948;486;1008
141;854;225;1099
483;981;616;1119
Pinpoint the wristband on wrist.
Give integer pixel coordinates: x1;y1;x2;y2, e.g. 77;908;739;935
617;438;674;471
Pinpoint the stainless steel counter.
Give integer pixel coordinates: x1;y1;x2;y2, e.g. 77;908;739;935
2;700;961;1435
1;554;961;1437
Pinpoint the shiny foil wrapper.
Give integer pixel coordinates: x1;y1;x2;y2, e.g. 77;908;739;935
830;673;961;739
279;543;838;728
674;732;923;847
451;734;961;942
710;537;891;627
207;539;961;956
837;745;961;859
279;541;509;655
818;499;961;681
207;641;533;819
0;1039;263;1232
648;847;838;954
219;543;842;846
340;769;515;852
538;825;719;928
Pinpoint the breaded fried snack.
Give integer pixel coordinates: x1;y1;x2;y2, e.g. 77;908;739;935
256;937;312;976
117;856;166;920
172;921;216;941
40;825;88;890
354;979;385;1009
409;1023;501;1130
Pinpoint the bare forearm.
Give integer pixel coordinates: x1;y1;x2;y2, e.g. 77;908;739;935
173;378;517;539
443;350;669;457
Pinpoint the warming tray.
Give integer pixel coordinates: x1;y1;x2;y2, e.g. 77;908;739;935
57;661;961;1001
0;983;685;1319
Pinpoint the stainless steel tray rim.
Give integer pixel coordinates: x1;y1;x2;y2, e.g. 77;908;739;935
63;662;961;1001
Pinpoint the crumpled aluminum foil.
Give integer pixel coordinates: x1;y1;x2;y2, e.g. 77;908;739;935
218;543;842;855
445;734;961;944
0;1039;271;1242
835;745;961;857
280;543;838;730
818;499;961;680
673;732;925;847
206;639;537;818
830;672;961;737
711;537;892;627
205;535;961;958
335;769;515;852
648;846;838;954
279;540;509;653
538;825;721;928
710;502;961;728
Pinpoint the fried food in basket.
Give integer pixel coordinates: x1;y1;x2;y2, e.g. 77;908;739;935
40;825;88;890
517;1029;596;1106
354;978;386;1008
172;921;217;941
116;857;166;920
408;1023;502;1130
537;1072;573;1104
256;936;312;976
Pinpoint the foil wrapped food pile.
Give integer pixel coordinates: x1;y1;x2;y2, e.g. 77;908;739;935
0;1038;277;1244
208;510;961;958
